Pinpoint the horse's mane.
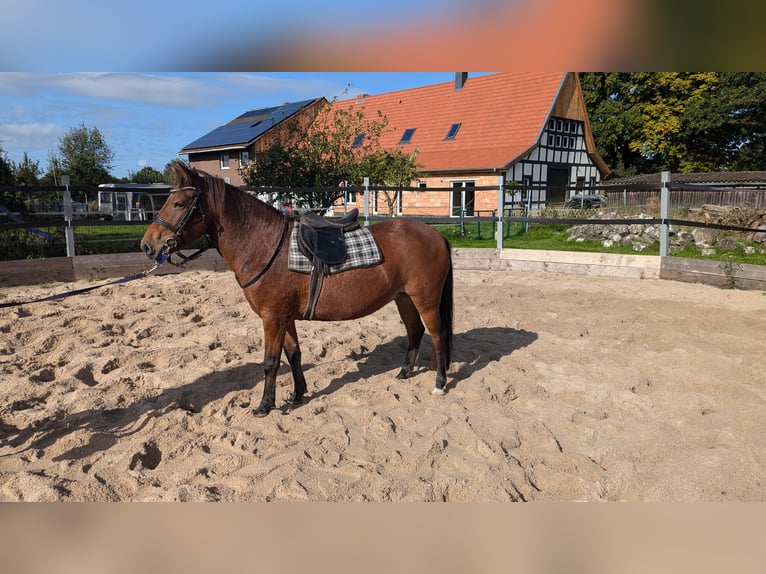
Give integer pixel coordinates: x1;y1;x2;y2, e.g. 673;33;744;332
188;165;281;219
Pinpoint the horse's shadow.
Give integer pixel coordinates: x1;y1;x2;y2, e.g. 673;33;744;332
0;327;536;461
311;326;537;399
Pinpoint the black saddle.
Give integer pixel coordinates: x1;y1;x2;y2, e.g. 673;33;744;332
296;209;361;320
297;208;360;266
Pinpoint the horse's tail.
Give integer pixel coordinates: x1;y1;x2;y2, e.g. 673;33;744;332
440;237;454;367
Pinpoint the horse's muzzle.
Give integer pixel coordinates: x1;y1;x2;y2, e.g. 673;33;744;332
141;236;174;261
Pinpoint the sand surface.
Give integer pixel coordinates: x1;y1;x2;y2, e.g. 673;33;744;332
1;268;764;501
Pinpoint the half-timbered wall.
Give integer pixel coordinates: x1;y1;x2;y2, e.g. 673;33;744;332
505;116;602;208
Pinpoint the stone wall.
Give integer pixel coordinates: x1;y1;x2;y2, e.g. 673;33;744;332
567;206;766;254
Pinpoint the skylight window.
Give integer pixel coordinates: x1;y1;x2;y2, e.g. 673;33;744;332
445;123;461;140
398;128;416;144
351;133;365;148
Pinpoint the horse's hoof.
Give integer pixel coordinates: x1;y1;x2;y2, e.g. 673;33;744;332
396;368;411;380
252;405;273;417
431;387;446;396
289;393;304;406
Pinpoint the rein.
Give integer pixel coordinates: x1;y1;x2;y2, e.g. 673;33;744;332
237;218;290;289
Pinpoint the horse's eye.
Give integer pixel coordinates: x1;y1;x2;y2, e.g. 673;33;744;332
174;201;185;208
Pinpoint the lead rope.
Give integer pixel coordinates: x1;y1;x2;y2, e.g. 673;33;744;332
0;253;169;309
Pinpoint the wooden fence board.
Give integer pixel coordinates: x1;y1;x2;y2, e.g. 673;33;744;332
0;258;75;287
660;257;766;290
2;250;764;290
497;248;661;279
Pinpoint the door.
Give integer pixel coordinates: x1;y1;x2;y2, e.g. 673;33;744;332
546;166;569;204
451;181;475;216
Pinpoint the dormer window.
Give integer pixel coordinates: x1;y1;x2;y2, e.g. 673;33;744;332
445;123;461;140
398;128;416;144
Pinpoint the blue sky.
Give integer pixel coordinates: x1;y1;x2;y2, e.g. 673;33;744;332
0;72;482;180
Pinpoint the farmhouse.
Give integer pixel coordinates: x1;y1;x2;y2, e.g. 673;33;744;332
179;73;610;216
335;72;610;216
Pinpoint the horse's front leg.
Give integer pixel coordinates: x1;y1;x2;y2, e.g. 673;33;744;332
253;319;287;417
283;320;307;405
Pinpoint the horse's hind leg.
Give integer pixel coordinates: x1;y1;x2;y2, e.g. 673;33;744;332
420;309;449;395
283;320;307;405
394;293;425;379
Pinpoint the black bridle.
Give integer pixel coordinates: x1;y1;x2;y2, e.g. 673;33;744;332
153;185;212;265
153;183;289;288
154;185;204;238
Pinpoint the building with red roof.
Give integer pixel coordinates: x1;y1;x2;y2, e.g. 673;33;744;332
182;72;610;216
335;72;610;216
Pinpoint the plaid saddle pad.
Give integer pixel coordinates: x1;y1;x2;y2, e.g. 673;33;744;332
288;224;383;274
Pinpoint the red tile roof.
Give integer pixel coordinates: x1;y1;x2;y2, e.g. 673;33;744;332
333;72;567;173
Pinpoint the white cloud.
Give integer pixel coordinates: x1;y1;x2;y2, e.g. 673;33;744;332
0;73;223;108
137;159;148;168
0;122;62;155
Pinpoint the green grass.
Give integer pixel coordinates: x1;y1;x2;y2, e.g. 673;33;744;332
433;221;766;266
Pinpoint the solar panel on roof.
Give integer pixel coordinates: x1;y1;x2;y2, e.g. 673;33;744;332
180;98;319;151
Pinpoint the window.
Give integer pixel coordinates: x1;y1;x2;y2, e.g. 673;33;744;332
445;123;461;140
239;150;249;166
220;152;230;170
418;181;427;190
351;133;365;148
398;128;416;144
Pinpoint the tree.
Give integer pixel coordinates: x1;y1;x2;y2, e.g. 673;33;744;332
626;72;718;172
580;72;766;176
681;72;766;171
361;148;420;215
13;153;41;186
0;146;13;186
580;73;647;177
240;100;391;211
54;123;115;185
40;151;63;185
129;166;165;184
0;143;22;212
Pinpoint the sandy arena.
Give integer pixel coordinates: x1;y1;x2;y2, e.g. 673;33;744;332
0;268;764;501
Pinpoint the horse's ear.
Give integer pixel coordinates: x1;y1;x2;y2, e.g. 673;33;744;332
167;160;192;187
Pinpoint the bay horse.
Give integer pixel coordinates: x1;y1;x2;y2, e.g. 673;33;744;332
140;161;453;417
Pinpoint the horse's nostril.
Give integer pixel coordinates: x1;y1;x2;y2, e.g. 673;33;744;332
141;241;155;258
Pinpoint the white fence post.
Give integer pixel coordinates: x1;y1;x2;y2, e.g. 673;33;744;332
496;175;504;250
659;171;670;257
62;175;75;257
363;177;370;226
